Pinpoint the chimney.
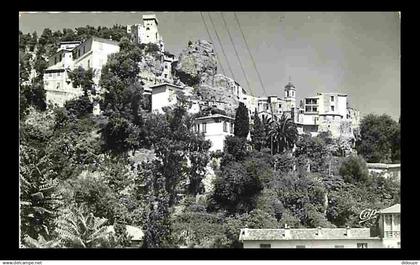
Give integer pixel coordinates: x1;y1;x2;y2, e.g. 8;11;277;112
344;226;350;236
316;227;321;236
283;223;291;238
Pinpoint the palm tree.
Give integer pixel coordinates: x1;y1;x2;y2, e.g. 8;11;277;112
55;205;111;248
22;234;60;248
267;114;298;155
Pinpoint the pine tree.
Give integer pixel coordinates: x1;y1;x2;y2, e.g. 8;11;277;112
251;110;265;151
234;102;249;138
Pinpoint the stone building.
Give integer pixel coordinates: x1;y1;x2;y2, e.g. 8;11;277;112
127;14;165;52
43;37;120;111
239;204;400;248
296;92;360;138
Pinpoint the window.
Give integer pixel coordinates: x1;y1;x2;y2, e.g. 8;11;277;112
88;60;90;68
54;57;57;64
260;244;271;249
146;27;150;31
331;106;335;112
56;82;60;89
313;107;317;112
230;123;234;133
48;73;52;78
330;96;334;102
202;123;207;133
357;243;368;248
334;245;344;248
394;214;400;226
164;74;168;78
385;215;392;225
223;121;227;132
165;64;168;69
305;106;311;112
296;245;306;248
59;54;62;61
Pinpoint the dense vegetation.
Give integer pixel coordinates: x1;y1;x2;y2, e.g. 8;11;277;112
19;26;400;248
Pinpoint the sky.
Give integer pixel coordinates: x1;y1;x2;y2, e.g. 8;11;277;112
19;12;401;120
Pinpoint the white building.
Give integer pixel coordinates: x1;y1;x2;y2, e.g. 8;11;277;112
367;163;401;181
240;204;400;249
150;83;185;114
193;114;235;152
43;37;120;110
127;14;164;52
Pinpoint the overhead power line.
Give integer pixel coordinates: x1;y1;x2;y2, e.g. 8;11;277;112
199;12;226;77
206;12;236;81
233;12;268;98
220;12;255;97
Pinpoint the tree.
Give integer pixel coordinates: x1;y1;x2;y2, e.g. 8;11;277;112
22;234;60;248
339;155;370;184
294;135;330;174
234;102;249;138
101;112;141;154
356;114;400;163
211;161;263;214
68;66;95;96
64;95;94;119
55;205;112;248
251;111;266;151
222;135;249;164
267;114;298;155
140;161;173;248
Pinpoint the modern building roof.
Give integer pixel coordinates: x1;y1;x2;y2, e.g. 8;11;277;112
195;114;235;121
239;228;378;241
379;204;400;214
367;163;401;169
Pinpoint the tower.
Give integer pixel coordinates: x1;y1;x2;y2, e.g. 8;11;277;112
284;77;297;122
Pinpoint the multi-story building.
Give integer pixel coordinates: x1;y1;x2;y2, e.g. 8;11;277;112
150;83;199;114
193;114;235;152
127;14;165;52
239;204;400;248
296;92;360;138
43;37;120;111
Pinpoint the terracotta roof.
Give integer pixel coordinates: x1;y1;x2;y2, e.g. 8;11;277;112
239;228;379;241
379;204;400;214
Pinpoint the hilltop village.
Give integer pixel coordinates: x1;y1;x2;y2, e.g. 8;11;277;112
19;14;400;249
41;14;360;152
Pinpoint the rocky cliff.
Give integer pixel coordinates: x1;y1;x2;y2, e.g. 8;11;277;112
174;40;218;87
174;40;240;115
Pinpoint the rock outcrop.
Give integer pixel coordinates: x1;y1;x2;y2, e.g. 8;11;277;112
174;40;218;87
138;52;165;87
174;40;240;115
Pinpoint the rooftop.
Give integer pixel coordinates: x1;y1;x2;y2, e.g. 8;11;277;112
143;14;158;24
195;114;235;121
106;225;144;241
367;163;401;169
379;204;400;214
149;83;185;90
239;227;378;241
